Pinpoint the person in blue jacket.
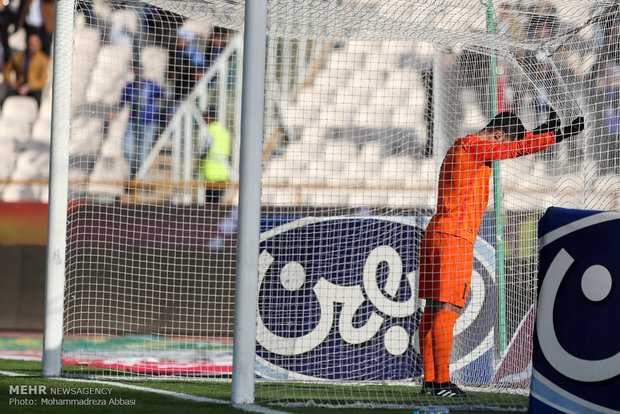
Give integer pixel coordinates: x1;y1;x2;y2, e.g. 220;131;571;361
108;68;166;178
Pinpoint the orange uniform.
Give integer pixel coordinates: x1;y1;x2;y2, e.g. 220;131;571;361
419;130;556;308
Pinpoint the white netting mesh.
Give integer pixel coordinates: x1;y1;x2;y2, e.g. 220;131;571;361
37;0;620;411
61;0;240;380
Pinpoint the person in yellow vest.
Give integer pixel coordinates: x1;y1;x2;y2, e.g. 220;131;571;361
199;108;231;203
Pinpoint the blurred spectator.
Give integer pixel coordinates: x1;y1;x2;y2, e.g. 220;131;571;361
2;32;49;107
496;2;526;42
587;3;620;80
17;0;54;56
167;26;206;111
142;6;183;48
109;9;134;46
198;107;231;203
489;5;527;115
526;1;558;41
107;68;166;178
204;26;230;97
602;69;620;174
131;2;149;69
0;0;17;66
129;3;180;70
594;62;620;175
525;54;554;125
585;3;620;175
522;50;580;171
205;26;228;68
590;2;620;55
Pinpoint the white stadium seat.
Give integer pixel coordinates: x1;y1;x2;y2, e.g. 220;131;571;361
69;118;104;155
85;44;132;104
72;26;102;104
180;19;213;39
283;90;321;128
0;138;17;179
88;156;130;197
111;9;138;35
2;184;38;202
31;118;51;145
11;147;49;180
1;96;38;125
0;119;31;143
141;46;168;85
37;94;52;124
99;108;128;159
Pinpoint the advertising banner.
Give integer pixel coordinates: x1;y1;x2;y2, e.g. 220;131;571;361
256;216;496;382
530;207;620;413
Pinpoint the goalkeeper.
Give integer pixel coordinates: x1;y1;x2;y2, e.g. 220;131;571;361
418;110;584;397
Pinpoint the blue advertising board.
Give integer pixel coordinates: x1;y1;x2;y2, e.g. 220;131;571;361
530;207;620;413
256;216;497;382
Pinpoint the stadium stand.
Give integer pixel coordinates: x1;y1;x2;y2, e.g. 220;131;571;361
2;1;435;205
0;1;590;208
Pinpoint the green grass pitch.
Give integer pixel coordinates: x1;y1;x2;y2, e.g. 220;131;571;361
0;359;526;413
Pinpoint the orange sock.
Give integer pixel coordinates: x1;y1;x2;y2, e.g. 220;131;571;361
418;309;435;382
432;308;459;383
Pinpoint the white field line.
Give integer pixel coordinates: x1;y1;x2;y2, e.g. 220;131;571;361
0;370;27;377
0;369;291;414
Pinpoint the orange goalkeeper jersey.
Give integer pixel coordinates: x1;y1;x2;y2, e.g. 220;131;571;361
426;131;556;245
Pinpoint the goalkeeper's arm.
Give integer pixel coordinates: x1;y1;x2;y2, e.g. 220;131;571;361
554;116;585;143
531;108;585;143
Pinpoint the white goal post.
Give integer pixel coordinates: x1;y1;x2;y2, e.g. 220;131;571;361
42;0;74;378
231;0;267;405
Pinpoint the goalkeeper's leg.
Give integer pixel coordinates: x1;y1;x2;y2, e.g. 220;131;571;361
419;308;436;394
420;299;469;397
432;305;459;384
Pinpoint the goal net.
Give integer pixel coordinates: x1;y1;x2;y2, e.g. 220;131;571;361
57;0;618;410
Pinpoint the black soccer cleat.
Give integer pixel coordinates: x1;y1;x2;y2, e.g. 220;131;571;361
433;382;470;398
420;381;435;395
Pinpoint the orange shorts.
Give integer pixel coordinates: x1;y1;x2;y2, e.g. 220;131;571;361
418;231;473;308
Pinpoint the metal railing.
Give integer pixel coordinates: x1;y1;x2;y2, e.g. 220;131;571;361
134;33;328;204
136;32;243;203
